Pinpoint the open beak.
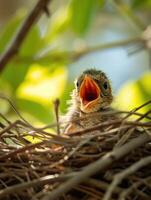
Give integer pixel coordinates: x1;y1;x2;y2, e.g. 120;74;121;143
79;75;101;110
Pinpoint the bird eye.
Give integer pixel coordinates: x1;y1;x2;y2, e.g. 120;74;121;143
103;82;108;90
76;81;79;87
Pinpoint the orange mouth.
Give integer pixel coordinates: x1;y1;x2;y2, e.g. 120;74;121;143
79;75;100;108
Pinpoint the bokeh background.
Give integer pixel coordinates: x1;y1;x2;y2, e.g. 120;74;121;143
0;0;151;126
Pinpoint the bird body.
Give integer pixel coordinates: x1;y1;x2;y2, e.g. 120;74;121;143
63;69;115;134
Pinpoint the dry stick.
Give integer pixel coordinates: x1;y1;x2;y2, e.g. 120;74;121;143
122;99;151;121
65;120;151;137
0;173;76;199
41;109;151;133
42;133;151;200
49;125;132;169
40;110;151;130
49;136;92;169
0;113;11;124
30;99;151;130
0;120;21;136
0;137;69;161
53;99;60;135
75;185;103;200
0;0;51;72
1;116;150;145
136;109;151;122
0;95;33;125
87;178;122;194
116;100;151;141
117;102;151;146
103;156;151;200
0;114;150;142
0;118;66;142
119;177;151;200
1;94;151;137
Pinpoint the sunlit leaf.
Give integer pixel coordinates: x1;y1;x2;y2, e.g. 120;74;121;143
113;72;151;119
70;0;98;35
24;135;42;144
16;64;68;106
24;128;56;143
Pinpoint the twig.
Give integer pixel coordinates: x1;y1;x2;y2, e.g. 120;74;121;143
71;37;143;60
87;178;123;193
0;120;20;136
53;99;60;135
119;177;151;200
0;112;11;124
42;133;151;200
0;135;69;160
0;95;32;125
122;99;151;121
103;156;151;200
110;0;145;31
0;0;51;72
39;109;151;131
0;173;76;199
48;136;92;169
75;184;103;199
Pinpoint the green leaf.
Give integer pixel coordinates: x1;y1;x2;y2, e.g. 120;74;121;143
19;26;42;57
1;62;30;91
60;81;74;113
0;15;43;91
0;79;11;114
17;99;53;124
132;0;151;8
70;0;97;35
0;14;23;53
44;6;71;44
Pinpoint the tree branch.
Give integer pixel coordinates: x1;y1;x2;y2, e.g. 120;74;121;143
42;133;151;200
111;0;145;31
0;0;51;73
71;36;144;60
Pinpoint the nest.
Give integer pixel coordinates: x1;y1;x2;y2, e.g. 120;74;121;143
0;98;151;200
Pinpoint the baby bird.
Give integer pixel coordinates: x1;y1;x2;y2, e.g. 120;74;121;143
63;69;114;134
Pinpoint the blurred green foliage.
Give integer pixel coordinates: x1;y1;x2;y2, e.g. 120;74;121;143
0;0;151;125
132;0;151;8
113;72;151;120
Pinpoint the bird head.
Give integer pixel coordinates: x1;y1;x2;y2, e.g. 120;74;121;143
73;69;113;113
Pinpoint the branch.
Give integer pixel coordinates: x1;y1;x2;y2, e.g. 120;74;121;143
71;36;144;60
14;36;144;64
110;0;145;31
0;173;76;199
42;133;151;200
0;0;51;73
103;156;151;200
